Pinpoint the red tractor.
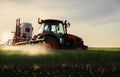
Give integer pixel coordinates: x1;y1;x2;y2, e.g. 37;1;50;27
32;18;88;50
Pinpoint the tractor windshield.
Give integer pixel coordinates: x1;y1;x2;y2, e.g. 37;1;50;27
39;21;65;34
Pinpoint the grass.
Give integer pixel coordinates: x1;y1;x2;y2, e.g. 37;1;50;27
0;47;120;65
89;47;120;51
0;47;120;76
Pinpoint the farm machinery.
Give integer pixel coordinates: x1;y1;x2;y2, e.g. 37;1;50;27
8;18;88;50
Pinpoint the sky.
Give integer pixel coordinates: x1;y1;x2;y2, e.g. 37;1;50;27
0;0;120;47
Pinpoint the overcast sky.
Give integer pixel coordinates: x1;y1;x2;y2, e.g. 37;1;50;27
0;0;120;47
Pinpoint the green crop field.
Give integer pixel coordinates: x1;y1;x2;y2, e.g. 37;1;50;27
0;47;120;77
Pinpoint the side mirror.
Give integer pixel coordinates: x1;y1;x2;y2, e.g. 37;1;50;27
67;22;70;27
38;17;41;24
38;17;43;24
64;20;70;28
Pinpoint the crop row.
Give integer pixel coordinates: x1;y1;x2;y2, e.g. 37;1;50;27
0;64;120;77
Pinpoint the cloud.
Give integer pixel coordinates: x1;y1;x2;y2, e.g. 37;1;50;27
72;0;120;21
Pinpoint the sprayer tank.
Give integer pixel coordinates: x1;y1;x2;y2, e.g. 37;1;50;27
20;22;33;38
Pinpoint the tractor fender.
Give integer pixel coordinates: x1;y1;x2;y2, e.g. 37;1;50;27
67;34;83;44
67;34;88;50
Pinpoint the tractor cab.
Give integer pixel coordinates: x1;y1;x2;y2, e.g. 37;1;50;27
38;19;69;35
38;19;70;41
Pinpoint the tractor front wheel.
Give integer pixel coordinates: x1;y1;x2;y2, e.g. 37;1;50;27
43;37;60;49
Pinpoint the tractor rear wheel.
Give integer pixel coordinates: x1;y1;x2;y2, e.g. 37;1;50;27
43;37;60;49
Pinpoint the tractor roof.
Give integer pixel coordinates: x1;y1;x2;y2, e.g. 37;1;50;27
43;19;63;23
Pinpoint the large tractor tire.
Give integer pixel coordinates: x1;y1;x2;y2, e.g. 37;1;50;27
43;37;60;49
